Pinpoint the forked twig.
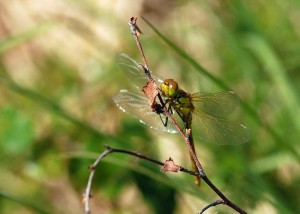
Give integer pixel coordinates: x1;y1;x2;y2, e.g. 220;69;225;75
83;145;198;214
198;200;225;214
84;17;247;214
83;149;111;214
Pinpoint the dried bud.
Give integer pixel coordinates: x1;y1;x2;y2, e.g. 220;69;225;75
161;157;180;172
142;79;159;108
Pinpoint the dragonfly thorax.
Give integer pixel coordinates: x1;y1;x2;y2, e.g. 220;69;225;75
173;90;194;120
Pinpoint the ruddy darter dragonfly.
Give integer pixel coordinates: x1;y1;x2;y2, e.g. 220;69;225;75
113;53;250;185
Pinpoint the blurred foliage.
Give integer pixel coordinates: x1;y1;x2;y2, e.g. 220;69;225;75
0;0;299;213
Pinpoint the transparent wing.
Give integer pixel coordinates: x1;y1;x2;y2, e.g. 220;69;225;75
117;53;147;89
191;109;250;145
191;91;239;117
116;53;163;89
113;89;178;133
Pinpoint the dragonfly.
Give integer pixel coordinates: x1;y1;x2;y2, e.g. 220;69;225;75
113;53;250;185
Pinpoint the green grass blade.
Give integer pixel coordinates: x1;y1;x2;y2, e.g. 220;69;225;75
245;34;300;128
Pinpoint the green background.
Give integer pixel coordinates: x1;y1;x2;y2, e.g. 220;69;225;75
0;0;299;213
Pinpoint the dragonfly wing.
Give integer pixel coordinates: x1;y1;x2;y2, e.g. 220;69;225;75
113;89;178;133
191;91;239;117
191;110;250;145
117;53;164;89
117;53;147;89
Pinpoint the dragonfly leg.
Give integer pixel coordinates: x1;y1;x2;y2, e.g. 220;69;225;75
152;103;164;114
159;104;173;127
158;113;168;127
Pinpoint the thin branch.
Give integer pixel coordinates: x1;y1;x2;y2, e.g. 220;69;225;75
129;17;149;70
84;147;112;214
198;200;225;214
84;145;199;213
201;176;246;213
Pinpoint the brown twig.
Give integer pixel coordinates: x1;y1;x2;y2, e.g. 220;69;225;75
128;17;247;214
83;145;198;214
129;17;149;70
198;200;225;214
84;148;111;214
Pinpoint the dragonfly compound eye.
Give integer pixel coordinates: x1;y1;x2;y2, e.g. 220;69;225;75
161;79;178;98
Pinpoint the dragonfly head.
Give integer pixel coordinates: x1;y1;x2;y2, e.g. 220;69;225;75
160;79;178;98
